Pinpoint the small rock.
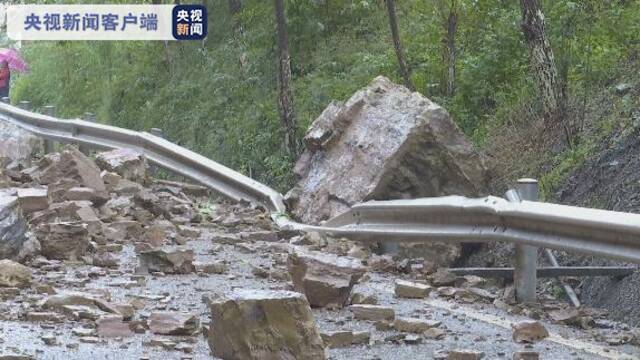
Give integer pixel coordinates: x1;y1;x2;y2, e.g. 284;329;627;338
138;249;195;274
0;260;31;288
350;292;378;305
97;315;134;337
395;279;432;299
320;330;370;348
394;317;441;333
512;321;549;343
431;268;458;286
513;351;539;360
448;349;484;360
350;304;395;321
148;312;199;335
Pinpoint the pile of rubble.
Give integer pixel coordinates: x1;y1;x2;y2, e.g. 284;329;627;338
0;144;638;358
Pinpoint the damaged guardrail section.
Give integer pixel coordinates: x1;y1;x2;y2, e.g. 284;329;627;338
319;196;640;264
0;102;287;214
2;101;640;265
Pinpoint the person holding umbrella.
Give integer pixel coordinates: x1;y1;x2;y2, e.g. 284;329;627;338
0;48;28;99
0;60;10;98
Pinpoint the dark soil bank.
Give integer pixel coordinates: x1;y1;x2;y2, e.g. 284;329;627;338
556;127;640;326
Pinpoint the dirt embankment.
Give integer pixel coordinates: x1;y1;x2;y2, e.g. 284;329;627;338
555;126;640;326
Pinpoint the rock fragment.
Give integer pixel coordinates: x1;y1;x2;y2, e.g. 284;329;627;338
148;312;199;336
0;260;31;287
35;222;90;260
208;289;326;360
138;249;195;274
350;304;395;321
394;317;441;333
95;148;148;183
288;247;366;308
394;279;432;299
511;321;549;343
320;330;370;348
448;349;484;360
16;188;49;213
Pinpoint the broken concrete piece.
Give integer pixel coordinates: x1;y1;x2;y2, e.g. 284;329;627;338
208;289;326;360
148;312;199;335
511;321;549;343
394;279;432;299
288;247;366;308
350;304;395;321
95;148;148;183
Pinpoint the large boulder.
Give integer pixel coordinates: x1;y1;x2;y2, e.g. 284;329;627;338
95;148;148;184
0;192;28;259
287;247;366;308
208;289;326;360
0;121;42;165
286;76;487;223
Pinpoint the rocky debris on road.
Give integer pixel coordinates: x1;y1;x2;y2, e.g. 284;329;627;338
512;351;539;360
208;289;326;360
288;246;366;308
35;222;90;260
512;321;549;343
95;148;148;184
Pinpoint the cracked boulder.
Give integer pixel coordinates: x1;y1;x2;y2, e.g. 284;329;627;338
35;222;90;261
288;247;366;308
0;120;42;166
208;289;326;360
285;76;487;265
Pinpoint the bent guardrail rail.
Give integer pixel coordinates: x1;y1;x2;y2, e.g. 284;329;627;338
2;101;640;265
0;102;287;214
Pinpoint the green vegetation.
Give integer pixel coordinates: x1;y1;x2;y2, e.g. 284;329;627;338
6;0;640;193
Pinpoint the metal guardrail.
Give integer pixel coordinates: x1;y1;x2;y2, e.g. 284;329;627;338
0;101;287;215
1;101;639;303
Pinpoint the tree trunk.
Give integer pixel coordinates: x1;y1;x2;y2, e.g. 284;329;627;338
384;0;415;91
520;0;564;123
442;0;457;96
228;0;242;14
274;0;298;156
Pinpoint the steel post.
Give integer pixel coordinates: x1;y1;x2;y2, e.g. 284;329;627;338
79;112;96;154
18;100;31;110
42;106;57;154
514;178;539;303
149;128;164;177
0;97;9;103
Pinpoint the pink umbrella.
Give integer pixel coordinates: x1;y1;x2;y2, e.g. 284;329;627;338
0;48;28;73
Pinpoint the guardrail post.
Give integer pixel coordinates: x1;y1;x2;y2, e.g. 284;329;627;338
149;128;164;177
514;178;539;303
79;112;96;155
42;105;57;154
1;97;9;104
18;100;31;110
